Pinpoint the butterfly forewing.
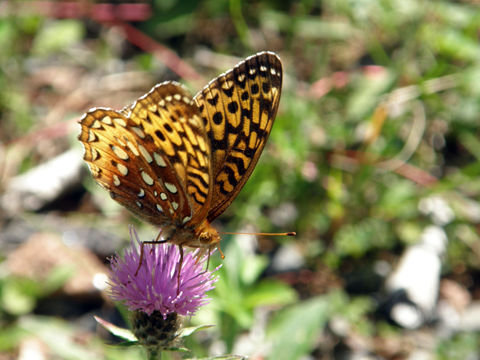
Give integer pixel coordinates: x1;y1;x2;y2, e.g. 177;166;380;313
194;51;283;222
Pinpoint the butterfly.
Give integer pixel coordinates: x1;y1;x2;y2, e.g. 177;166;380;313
78;51;283;275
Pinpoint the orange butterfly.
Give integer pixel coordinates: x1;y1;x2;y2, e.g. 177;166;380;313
79;52;284;275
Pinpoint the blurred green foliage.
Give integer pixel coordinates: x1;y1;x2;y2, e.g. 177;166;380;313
3;0;480;358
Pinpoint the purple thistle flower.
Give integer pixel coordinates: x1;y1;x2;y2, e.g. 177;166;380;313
107;226;219;319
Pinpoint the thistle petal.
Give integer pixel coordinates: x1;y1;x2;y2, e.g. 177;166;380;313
107;226;219;319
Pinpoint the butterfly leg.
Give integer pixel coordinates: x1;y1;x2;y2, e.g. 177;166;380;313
206;249;211;270
135;229;165;276
189;248;213;282
194;248;206;265
192;243;224;279
177;245;184;296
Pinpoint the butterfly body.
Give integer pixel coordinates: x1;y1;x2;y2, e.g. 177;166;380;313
78;52;282;252
157;220;220;250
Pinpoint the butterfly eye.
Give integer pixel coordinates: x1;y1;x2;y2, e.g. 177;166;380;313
199;232;211;245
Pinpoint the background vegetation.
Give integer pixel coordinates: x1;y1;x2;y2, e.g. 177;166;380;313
1;0;480;358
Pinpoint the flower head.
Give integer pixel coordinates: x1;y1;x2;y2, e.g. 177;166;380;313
107;226;219;319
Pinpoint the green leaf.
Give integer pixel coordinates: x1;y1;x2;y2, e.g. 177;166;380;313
31;19;84;55
347;70;397;120
94;316;137;342
1;280;37;315
0;325;27;352
19;316;99;360
178;324;216;338
425;27;480;62
459;131;480;162
113;341;140;348
240;254;269;286
334;218;393;257
267;296;330;360
42;264;76;295
0;20;15;55
243;280;297;309
186;356;248;360
164;346;190;352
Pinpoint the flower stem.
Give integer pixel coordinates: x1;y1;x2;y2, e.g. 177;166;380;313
146;349;162;360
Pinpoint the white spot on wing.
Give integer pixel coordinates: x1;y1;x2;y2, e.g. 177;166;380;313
165;182;178;194
132;127;145;139
88;130;97;142
113;175;120;186
188;115;200;128
91;120;101;129
141;171;154;186
115;136;126;147
154;153;167;167
113;118;127;127
138;144;153;163
112;146;129;160
101;116;113;125
117;163;128;176
91;148;99;161
126;140;140;156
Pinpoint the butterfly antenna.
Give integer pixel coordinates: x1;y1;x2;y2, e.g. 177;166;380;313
219;231;296;237
216;231;295;260
216;241;225;259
